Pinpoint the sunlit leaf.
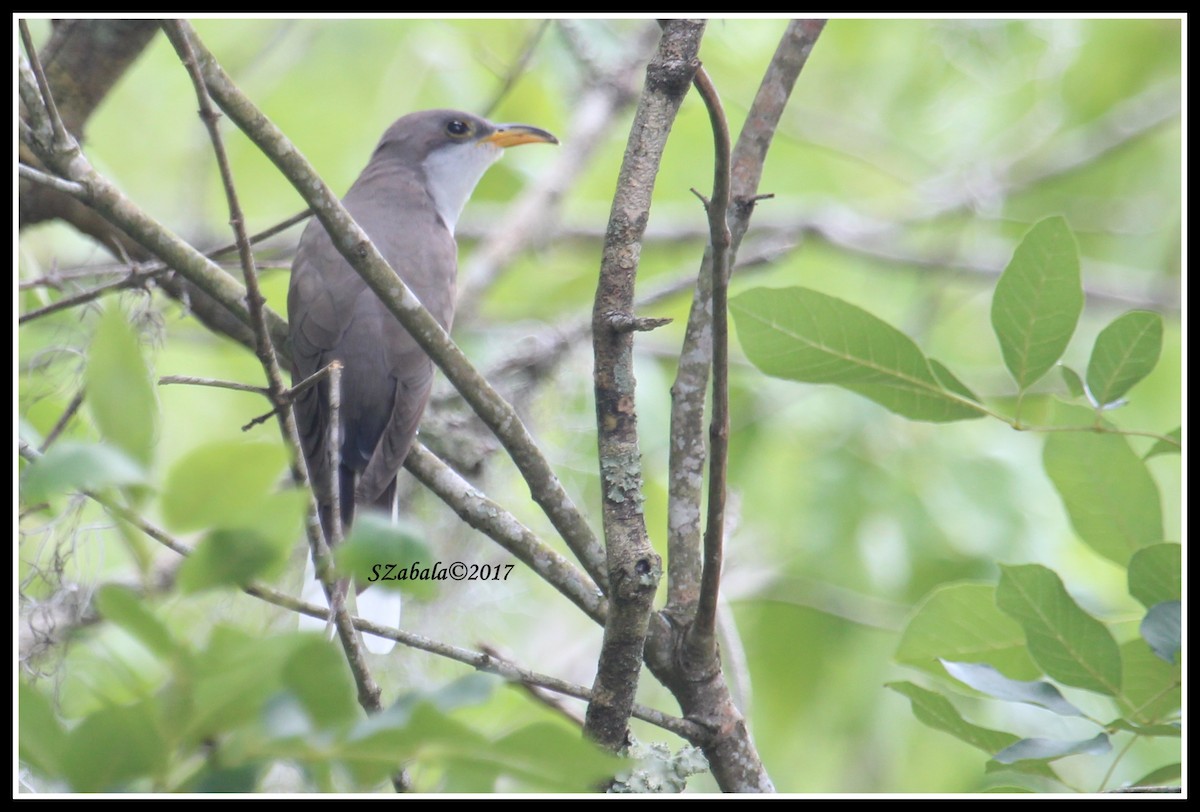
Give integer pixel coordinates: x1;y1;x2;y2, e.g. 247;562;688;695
336;513;434;597
95;585;179;660
1127;544;1181;608
1043;430;1162;565
85;306;159;468
1116;639;1181;725
63;701;167;791
1085;311;1162;407
991;217;1083;390
20;441;147;504
996;565;1122;696
940;660;1083;716
281;638;360;728
1059;365;1086;399
1132;762;1182;786
18;680;67;778
1144;427;1181;459
896;583;1038;679
161;440;289;533
731;287;985;422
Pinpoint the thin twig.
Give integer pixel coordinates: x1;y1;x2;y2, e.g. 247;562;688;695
19;263;164;324
690;65;733;655
482;20;551;118
158;375;270;396
38;389;86;452
19;20;71;151
19;162;86;197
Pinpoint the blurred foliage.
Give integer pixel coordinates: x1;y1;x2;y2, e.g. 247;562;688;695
18;17;1180;793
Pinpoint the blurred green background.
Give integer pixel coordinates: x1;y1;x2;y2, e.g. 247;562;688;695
18;18;1181;793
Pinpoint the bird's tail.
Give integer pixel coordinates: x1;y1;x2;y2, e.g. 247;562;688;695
298;476;402;655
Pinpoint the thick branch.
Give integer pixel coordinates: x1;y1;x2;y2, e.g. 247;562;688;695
584;19;705;753
404;443;607;625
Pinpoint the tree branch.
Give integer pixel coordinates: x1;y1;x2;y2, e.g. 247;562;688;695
584;18;705;753
688;66;733;660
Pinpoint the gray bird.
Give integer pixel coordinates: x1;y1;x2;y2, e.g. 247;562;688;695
288;109;557;646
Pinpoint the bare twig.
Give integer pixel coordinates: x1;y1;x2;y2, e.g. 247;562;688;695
19;20;71;151
38;389;86;452
585;18;705;753
689;66;733;658
158;375;271;396
19;162;86;197
482;20;552;118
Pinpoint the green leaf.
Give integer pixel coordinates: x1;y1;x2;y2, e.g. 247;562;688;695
281;638;360;728
184;627;310;743
19;680;67;778
1059;365;1085;399
896;583;1039;679
990;216;1083;390
162;440;289;533
1085;311;1162;407
940;660;1083;717
1117;639;1181;725
336;513;435;597
63;701;168;791
85;306;159;468
886;681;1018;754
176;490;305;593
1132;762;1181;786
189;762;264;792
1145;427;1181;459
20;441;147;504
1139;601;1181;664
731;287;985;422
95;585;179;660
1043;430;1162;565
1105;719;1181;738
1128;543;1181;608
485;722;622;792
996;565;1122;696
993;733;1110;765
178;528;286;593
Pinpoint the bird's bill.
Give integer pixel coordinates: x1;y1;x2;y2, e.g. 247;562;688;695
484;124;559;148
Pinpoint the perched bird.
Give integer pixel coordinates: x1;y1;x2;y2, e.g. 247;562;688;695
288;109;557;651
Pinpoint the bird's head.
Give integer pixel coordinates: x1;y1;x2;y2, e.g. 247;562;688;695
373;109;558;233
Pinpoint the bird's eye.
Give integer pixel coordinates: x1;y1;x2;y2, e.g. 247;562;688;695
446;120;470;137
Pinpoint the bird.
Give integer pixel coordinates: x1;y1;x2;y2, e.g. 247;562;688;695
287;109;558;652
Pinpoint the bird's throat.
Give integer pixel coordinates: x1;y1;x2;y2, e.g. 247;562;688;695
422;142;503;235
